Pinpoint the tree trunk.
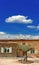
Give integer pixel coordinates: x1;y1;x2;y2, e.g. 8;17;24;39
25;52;27;62
24;51;27;62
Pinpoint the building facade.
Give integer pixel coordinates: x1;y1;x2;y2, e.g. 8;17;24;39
0;39;39;57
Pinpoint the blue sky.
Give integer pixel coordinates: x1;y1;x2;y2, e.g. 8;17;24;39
0;0;39;38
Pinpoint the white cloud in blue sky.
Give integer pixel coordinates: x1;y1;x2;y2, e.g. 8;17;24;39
37;25;39;29
0;0;39;39
27;25;39;29
5;15;33;23
0;32;6;34
27;26;36;29
0;32;39;39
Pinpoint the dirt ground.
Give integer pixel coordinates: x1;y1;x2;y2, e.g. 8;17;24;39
0;57;39;65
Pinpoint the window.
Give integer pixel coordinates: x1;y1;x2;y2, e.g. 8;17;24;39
4;48;10;53
31;49;38;54
1;47;12;53
31;49;35;54
28;49;38;54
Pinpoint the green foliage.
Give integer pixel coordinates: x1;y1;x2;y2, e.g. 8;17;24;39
22;44;30;52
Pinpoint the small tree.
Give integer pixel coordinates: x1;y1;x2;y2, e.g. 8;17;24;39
16;42;37;62
21;43;31;62
21;42;37;62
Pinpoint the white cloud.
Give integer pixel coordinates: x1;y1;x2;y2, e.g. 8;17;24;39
31;36;39;39
37;25;39;29
0;32;39;39
13;34;39;39
27;26;36;28
0;32;6;34
27;25;39;30
5;15;33;23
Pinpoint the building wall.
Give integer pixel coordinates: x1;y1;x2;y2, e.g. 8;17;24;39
0;40;39;57
0;43;17;57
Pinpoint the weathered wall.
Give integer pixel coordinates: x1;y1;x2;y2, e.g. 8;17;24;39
0;43;17;57
0;40;39;57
